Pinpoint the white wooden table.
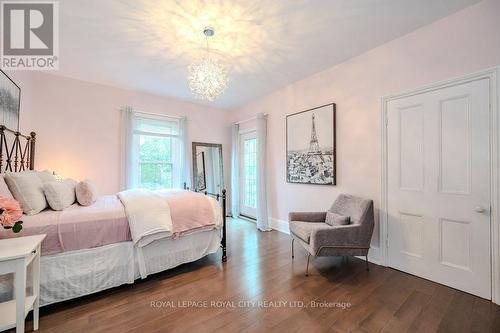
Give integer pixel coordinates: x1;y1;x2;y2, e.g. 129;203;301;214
0;234;45;333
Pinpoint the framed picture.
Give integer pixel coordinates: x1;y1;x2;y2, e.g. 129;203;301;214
286;103;336;185
0;70;20;131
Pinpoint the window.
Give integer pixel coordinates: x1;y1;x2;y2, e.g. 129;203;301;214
239;132;258;218
138;135;173;189
243;138;257;208
128;113;183;190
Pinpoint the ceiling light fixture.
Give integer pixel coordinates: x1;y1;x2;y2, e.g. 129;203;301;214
188;26;228;102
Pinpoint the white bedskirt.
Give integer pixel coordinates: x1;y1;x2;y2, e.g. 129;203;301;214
0;229;221;306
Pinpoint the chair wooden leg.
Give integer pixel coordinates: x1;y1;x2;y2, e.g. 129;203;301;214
291;238;295;259
365;255;369;271
305;254;311;276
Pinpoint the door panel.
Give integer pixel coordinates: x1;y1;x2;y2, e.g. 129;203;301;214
439;96;471;194
387;78;491;299
399;104;424;191
439;218;471;271
399;211;424;258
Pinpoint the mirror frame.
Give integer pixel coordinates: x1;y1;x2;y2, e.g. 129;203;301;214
192;142;224;194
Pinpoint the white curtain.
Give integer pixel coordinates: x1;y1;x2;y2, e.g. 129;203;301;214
230;123;240;217
120;106;134;190
178;117;190;189
256;113;271;231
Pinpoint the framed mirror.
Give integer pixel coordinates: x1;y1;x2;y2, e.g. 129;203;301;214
192;142;224;194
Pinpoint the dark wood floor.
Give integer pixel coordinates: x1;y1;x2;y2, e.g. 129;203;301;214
14;218;500;333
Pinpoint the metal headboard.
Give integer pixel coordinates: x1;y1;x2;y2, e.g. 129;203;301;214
0;125;36;173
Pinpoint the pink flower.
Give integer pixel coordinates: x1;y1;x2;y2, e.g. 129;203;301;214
0;196;23;227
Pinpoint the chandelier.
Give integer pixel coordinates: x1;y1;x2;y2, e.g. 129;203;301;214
188;27;228;101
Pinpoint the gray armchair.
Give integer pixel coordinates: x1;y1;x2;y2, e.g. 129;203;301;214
289;194;375;276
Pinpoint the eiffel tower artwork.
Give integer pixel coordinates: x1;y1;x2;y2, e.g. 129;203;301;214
286;103;336;185
308;113;321;155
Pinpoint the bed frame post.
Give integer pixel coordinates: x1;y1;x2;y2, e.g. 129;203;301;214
221;189;227;262
184;181;227;262
29;132;36;170
13;131;20;171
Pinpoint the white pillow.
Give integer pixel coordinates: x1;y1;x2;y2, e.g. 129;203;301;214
76;179;98;206
43;179;77;211
0;175;14;199
37;170;57;183
4;170;57;215
5;171;46;215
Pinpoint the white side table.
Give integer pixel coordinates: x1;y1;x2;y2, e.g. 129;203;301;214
0;234;45;333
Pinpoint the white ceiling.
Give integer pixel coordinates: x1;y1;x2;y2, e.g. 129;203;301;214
58;0;481;109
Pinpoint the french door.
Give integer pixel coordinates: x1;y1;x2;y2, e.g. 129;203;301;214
387;78;491;298
239;131;257;219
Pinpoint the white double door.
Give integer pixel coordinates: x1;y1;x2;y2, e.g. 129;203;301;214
387;78;491;298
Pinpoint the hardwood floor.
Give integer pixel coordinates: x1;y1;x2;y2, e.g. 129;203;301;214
13;218;500;333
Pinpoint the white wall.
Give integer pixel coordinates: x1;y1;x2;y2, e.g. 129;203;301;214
228;0;500;251
9;71;230;195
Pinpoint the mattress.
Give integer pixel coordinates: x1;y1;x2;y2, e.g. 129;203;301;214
0;195;131;255
0;228;222;306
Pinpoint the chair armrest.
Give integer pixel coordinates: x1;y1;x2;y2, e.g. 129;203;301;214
288;212;327;223
310;224;368;253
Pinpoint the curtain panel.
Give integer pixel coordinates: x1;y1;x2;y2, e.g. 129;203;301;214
256;113;271;231
230;123;240;217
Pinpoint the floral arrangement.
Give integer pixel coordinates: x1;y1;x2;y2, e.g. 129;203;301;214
0;196;23;233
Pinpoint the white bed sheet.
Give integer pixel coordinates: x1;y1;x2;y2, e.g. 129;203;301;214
0;228;222;306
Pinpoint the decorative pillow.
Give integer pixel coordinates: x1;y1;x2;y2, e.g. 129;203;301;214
76;180;97;206
4;171;47;215
0;175;14;199
43;179;77;211
325;212;350;226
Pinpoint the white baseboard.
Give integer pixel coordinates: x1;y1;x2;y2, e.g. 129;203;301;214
356;247;380;265
269;217;380;265
270;218;290;235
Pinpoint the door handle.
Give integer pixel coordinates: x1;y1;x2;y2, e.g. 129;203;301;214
474;206;487;213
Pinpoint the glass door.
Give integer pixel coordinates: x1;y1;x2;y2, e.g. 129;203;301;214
239;132;257;219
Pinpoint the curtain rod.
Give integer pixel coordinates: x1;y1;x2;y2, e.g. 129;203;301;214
118;107;185;120
234;113;268;125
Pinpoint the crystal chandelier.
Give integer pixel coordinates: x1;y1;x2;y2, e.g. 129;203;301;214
188;27;228;102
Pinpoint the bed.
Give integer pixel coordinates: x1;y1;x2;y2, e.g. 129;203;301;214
0;125;227;306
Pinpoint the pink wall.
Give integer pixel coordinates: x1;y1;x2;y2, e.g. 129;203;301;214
9;72;230;195
228;0;500;248
5;0;500;252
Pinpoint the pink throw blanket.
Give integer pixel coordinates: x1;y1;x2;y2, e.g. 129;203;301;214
158;189;216;236
118;189;217;247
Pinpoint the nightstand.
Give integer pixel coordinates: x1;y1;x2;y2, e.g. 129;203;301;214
0;234;45;333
